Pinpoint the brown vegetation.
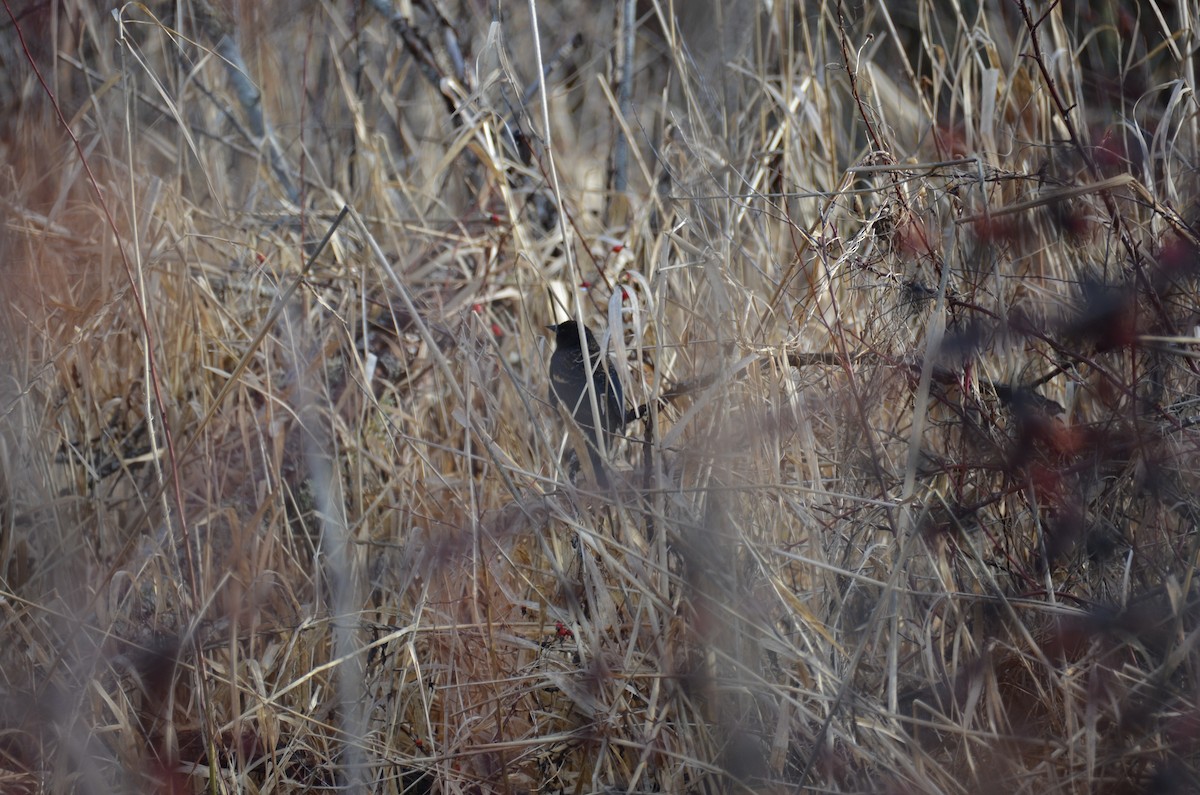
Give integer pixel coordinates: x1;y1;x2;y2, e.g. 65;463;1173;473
2;0;1200;792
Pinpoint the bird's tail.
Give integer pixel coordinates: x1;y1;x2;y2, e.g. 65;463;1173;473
585;446;611;489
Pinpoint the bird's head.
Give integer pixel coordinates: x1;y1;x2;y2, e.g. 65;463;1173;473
547;320;598;350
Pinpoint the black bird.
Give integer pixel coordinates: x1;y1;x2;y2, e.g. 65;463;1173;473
547;320;625;486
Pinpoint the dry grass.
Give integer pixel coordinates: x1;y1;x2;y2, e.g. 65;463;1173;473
3;0;1200;792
